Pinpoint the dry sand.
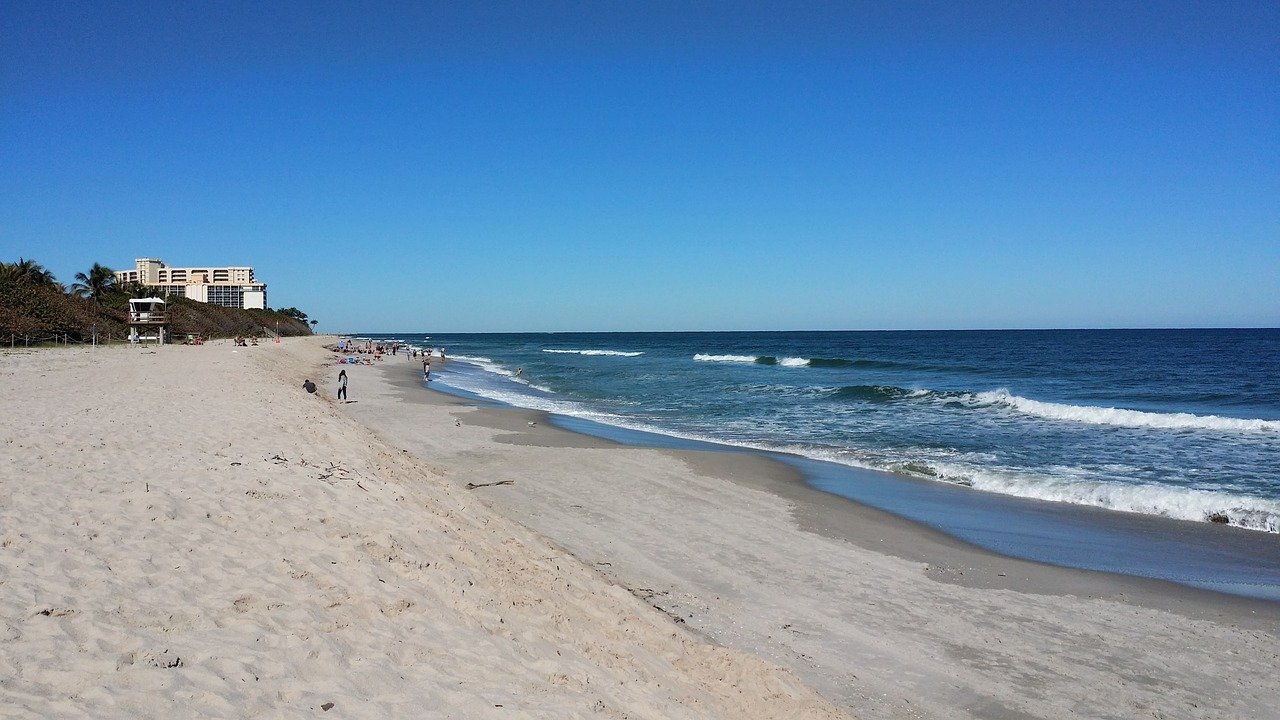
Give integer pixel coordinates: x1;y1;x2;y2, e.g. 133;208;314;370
2;337;1277;719
0;338;847;719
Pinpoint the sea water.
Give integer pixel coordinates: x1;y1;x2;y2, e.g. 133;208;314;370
369;329;1280;596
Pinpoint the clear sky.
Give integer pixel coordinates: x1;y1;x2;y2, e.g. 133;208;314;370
2;1;1276;332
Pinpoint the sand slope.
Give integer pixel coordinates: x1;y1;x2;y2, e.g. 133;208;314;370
0;340;848;719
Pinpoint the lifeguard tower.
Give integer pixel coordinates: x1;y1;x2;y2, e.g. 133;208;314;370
128;297;169;344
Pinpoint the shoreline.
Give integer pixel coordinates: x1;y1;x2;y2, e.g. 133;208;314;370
417;350;1280;601
341;351;1279;718
411;354;1280;606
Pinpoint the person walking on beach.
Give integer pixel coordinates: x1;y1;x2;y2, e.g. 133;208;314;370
337;369;348;400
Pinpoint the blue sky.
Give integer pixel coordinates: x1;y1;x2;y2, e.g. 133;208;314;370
2;1;1276;332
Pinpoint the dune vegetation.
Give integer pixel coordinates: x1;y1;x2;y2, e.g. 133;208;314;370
0;258;314;345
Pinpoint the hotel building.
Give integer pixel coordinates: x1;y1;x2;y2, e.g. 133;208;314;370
114;258;267;310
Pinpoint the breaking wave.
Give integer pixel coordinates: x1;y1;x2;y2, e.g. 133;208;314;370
827;383;1280;433
972;389;1280;433
693;354;854;368
543;349;644;357
446;355;553;393
883;461;1280;533
694;354;762;364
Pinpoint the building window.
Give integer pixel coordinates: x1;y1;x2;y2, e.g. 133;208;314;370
206;285;245;308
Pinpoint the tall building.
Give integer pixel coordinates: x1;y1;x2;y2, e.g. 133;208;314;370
115;258;267;309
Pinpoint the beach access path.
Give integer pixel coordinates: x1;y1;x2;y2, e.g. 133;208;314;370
0;338;848;719
342;343;1280;720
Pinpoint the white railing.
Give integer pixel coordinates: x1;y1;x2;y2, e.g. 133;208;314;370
129;311;168;324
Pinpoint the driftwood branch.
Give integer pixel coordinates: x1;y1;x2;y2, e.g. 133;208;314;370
465;480;515;490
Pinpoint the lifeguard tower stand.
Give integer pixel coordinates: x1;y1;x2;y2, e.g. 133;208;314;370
128;297;169;344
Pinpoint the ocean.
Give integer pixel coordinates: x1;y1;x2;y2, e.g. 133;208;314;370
362;329;1280;597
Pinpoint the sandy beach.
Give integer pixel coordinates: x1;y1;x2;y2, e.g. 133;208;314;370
0;338;846;719
2;337;1277;719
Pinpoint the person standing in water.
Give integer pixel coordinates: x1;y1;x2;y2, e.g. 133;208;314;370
337;368;348;400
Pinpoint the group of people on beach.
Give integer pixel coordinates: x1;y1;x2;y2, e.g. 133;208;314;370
311;341;446;400
337;339;390;360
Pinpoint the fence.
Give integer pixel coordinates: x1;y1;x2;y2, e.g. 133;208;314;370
5;331;140;348
6;330;184;347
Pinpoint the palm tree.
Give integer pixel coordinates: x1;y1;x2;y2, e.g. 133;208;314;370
1;257;59;288
71;263;117;311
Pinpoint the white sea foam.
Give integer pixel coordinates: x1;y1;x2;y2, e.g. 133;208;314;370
969;389;1280;433
694;354;760;363
834;455;1280;533
448;355;513;380
543;349;644;357
692;354;841;368
447;355;554;392
968;469;1280;533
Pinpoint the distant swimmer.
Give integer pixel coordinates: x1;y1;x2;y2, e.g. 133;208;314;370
514;368;523;377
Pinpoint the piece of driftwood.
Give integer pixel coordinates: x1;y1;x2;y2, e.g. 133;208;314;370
465;480;515;490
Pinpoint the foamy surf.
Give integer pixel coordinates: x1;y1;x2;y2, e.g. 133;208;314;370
693;354;851;367
694;353;760;363
972;389;1280;433
964;468;1280;533
826;383;1280;434
829;454;1280;533
543;349;644;357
